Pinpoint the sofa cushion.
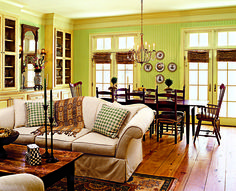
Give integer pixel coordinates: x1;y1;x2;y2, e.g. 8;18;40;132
82;97;105;131
0;106;14;129
92;104;129;138
14;126;39;145
25;102;52;127
35;128;91;151
72;132;119;156
14;99;43;128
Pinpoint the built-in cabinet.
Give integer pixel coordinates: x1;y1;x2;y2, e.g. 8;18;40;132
0;15;18;91
55;29;72;88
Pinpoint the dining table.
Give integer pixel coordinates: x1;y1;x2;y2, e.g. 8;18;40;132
117;98;208;144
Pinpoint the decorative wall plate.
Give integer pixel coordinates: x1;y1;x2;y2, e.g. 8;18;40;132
143;63;153;72
156;50;165;60
156;74;165;84
155;62;165;72
168;62;177;72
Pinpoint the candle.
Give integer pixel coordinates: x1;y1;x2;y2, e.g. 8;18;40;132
148;44;151;51
127;76;129;88
153;43;155;50
50;89;53;118
145;41;147;49
44;78;47;106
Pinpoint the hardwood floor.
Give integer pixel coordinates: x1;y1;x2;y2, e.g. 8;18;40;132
135;125;236;191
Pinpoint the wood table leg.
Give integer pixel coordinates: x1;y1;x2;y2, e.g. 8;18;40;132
186;106;190;144
67;162;75;191
191;106;195;136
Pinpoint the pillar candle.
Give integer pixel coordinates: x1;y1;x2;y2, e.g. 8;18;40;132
50;89;53;118
44;78;47;106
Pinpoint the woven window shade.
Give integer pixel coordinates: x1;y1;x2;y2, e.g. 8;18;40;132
188;50;209;63
217;49;236;61
93;53;111;64
116;52;134;64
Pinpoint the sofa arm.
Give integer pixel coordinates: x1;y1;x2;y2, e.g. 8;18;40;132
0;106;14;129
0;173;44;191
116;107;154;159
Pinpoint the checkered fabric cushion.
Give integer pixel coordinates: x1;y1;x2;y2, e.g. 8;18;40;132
92;104;129;138
25;102;53;127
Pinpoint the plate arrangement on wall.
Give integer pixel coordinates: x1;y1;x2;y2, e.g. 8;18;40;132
156;50;165;60
168;62;177;72
155;62;165;72
156;74;165;84
143;63;153;72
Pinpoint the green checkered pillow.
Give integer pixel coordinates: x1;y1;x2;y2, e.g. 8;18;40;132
92;104;129;138
25;102;53;127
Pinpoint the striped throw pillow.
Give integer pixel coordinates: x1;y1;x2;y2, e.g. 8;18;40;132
92;104;129;138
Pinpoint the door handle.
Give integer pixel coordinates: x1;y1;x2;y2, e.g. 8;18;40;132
209;84;211;92
214;84;217;92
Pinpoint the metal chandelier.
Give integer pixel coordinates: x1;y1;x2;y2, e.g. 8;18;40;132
128;0;156;65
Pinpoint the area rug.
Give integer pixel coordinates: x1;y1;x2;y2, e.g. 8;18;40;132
46;173;177;191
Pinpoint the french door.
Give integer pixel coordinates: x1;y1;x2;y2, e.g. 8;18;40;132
184;29;236;126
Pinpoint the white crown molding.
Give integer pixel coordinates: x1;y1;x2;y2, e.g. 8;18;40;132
73;6;236;30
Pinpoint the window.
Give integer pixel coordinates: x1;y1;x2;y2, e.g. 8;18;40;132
91;33;138;93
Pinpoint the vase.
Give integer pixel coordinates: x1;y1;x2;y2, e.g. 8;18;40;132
34;72;43;90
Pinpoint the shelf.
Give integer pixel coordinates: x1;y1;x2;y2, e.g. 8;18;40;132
5;77;14;79
5;26;14;29
5;66;14;68
5;39;15;42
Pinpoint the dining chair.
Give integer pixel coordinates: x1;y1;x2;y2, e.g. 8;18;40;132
96;87;115;103
69;81;82;97
125;88;145;104
115;86;130;101
193;84;226;145
156;87;185;144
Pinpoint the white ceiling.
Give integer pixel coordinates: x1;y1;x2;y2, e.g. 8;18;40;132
13;0;236;19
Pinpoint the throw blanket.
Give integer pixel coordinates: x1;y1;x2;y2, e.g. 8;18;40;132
32;96;84;137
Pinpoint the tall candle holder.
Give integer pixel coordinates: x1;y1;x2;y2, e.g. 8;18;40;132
41;104;51;159
46;117;59;163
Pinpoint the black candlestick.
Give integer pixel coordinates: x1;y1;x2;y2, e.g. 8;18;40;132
46;117;59;163
41;104;51;159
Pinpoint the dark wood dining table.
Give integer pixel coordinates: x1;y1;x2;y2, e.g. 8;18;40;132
117;98;208;144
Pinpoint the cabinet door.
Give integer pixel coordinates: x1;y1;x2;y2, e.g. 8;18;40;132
3;17;17;90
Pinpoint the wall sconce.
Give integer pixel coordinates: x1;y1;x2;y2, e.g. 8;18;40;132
19;45;22;58
40;48;46;62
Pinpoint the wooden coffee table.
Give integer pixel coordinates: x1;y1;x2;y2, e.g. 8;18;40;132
0;144;82;191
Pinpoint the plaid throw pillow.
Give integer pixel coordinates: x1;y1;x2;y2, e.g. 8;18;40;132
25;102;53;127
92;104;129;138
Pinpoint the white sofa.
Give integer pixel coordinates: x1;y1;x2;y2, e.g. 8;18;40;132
0;96;154;183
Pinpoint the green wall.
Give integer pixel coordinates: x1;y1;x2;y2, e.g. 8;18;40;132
74;19;236;96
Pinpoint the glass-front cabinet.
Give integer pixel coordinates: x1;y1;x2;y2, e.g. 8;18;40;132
55;29;72;87
0;16;18;91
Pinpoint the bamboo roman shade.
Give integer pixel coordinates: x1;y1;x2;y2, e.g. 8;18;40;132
217;49;236;61
188;50;209;63
116;52;134;64
93;53;111;64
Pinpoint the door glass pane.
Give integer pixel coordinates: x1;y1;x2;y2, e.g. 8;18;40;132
199;33;208;47
118;71;125;83
220;102;227;117
218;32;227;46
218;71;227;85
189;86;198;100
126;64;133;70
228;87;236;101
103;64;110;70
104;71;110;83
228;32;236;46
189;33;198;47
96;71;103;83
126;71;133;82
118;64;125;70
199;86;208;100
96;84;102;90
199;63;208;69
228;62;236;69
189;62;198;69
104;84;110;91
199;71;208;85
189;71;198;84
96;64;103;69
228;102;236;117
228;71;236;85
218;62;227;69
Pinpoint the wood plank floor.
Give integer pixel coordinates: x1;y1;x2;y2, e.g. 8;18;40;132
135;125;236;191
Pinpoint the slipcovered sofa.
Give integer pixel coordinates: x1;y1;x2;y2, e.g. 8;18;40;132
0;96;154;183
0;173;44;191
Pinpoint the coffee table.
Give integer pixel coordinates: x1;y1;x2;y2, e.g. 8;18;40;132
0;144;82;191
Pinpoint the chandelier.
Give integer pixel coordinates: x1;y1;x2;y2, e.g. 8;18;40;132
128;0;156;65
